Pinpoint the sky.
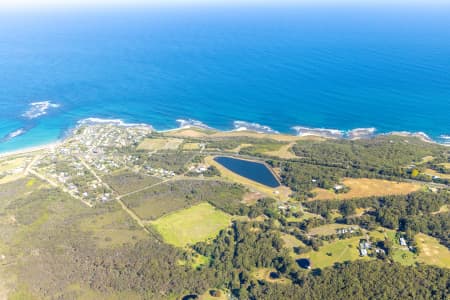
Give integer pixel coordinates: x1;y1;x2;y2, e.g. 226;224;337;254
1;0;449;9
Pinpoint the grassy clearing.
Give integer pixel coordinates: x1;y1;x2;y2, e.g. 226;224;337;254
252;268;290;284
123;179;244;220
151;202;232;247
439;163;450;168
297;236;371;269
308;224;358;236
137;138;183;151
416;233;450;268
182;142;201;150
79;209;148;248
198;289;229;300
104;170;162;194
286;211;322;223
419;156;434;164
227;143;252;153
242;191;264;205
164;127;326;143
263;142;298;159
0;157;29;185
206;156;292;201
281;233;306;249
310;178;422;201
424;168;450;179
432;204;449;214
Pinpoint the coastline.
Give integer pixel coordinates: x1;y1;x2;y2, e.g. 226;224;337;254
0;141;62;158
0;118;448;157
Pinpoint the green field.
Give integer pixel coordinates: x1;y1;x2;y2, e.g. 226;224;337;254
298;236;371;268
123;180;245;220
151;202;232;247
416;233;450;269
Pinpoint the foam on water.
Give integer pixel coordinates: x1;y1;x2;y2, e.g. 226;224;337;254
233;121;279;134
21;101;60;120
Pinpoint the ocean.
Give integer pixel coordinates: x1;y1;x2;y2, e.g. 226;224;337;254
1;4;450;153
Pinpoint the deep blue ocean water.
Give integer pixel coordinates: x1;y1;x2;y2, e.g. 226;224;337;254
1;5;450;153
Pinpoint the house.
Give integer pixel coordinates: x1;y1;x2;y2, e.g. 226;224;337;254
359;240;371;256
360;248;368;256
334;184;344;192
399;237;407;247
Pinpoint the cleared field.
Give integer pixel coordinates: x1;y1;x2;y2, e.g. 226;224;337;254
439;163;450;168
424;168;450;179
165;128;326;142
79;209;148;248
281;233;306;249
308;224;358;236
252;268;290;284
137;138;183;151
416;233;450;268
0;157;29;185
432;205;449;214
104;171;161;194
419;156;434;164
263;142;298;159
310;178;422;201
123;179;245;220
228;143;252;153
182;142;201;150
199;289;228;300
286;211;322;223
297;236;371;268
206;156;292;201
151;202;232;247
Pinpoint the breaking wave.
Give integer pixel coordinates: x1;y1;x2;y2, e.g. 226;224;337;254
233;121;279;134
176;119;213;129
22;101;60;119
77;118;153;129
0;128;27;143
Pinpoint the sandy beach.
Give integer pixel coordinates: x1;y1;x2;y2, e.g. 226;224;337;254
0;141;61;158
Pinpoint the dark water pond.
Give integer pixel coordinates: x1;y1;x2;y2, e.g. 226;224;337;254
214;156;280;188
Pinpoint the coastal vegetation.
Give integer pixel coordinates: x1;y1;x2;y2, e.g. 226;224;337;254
0;123;448;299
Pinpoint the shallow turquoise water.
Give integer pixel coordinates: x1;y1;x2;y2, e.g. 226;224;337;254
1;5;450;152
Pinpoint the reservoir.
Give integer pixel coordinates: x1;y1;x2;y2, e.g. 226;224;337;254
214;156;280;188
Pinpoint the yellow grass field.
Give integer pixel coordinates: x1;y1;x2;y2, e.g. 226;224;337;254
424;169;450;179
252;268;290;284
310;178;422;201
151;202;232;247
0;157;29;185
439;163;450;168
416;233;450;269
165;128;326;142
263;142;298;159
137;138;183;151
182;142;201;150
227;143;252;153
432;205;449;214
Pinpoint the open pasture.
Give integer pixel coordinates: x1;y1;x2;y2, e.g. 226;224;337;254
151;202;232;247
310;178;422;201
